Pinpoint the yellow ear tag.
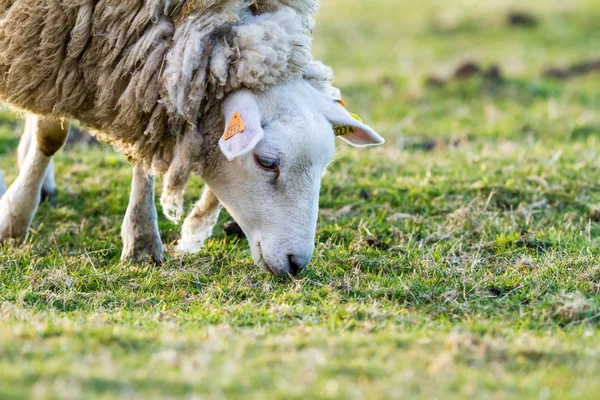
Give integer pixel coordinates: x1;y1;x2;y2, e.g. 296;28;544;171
224;112;245;141
350;113;363;122
333;112;363;137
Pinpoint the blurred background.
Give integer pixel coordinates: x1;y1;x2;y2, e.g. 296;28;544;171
314;0;599;145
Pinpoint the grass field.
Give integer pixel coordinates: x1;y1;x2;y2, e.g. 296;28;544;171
1;0;600;398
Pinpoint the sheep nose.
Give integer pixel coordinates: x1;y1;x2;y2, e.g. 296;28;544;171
287;254;310;276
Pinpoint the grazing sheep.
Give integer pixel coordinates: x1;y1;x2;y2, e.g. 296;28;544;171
0;0;383;275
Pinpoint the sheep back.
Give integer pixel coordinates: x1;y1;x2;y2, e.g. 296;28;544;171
0;0;328;174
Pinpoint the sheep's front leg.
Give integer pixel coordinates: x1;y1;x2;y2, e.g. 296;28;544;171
177;186;221;254
0;116;69;239
120;165;164;263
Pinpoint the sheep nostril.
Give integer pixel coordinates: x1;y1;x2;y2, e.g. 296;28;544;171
287;254;301;276
287;254;309;276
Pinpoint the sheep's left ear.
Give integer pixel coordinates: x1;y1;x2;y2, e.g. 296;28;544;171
321;100;384;147
219;91;264;160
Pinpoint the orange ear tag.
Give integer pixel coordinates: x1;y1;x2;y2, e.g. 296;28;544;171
224;112;246;141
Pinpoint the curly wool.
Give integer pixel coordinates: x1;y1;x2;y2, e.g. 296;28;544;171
0;0;335;176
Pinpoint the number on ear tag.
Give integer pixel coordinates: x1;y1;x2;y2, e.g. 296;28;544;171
334;125;356;137
333;113;363;137
224;112;246;141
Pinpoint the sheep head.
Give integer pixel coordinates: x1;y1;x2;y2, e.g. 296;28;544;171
193;79;383;276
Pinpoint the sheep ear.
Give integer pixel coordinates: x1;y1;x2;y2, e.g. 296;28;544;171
219;91;264;160
322;101;384;147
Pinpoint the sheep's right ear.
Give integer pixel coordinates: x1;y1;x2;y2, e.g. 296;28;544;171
320;100;384;147
219;91;264;160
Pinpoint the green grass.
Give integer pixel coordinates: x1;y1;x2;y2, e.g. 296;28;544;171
1;0;600;398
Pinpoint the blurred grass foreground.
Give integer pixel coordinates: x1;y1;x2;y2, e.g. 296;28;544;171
1;0;600;398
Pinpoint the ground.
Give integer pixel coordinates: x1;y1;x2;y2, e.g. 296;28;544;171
1;0;599;398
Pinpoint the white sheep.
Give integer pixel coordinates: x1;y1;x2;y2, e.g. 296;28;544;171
0;0;383;275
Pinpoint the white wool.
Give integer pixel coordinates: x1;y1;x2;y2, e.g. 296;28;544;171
0;0;335;167
0;0;339;220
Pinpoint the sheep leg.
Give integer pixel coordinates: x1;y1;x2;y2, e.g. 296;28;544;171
177;186;221;254
120;165;164;264
0;115;69;239
0;170;6;197
40;159;57;204
160;134;196;224
16;115;33;169
18;117;58;204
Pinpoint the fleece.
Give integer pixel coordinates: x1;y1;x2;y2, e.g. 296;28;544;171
0;0;338;203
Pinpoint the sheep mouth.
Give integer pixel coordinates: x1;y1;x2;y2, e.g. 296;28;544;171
256;241;277;275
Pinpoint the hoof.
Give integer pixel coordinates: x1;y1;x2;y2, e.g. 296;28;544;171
176;237;205;255
0;204;30;241
121;240;165;264
0;220;29;241
176;225;215;255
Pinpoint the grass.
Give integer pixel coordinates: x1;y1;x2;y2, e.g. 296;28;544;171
1;0;600;398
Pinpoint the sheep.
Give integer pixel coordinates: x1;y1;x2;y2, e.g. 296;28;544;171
0;0;384;275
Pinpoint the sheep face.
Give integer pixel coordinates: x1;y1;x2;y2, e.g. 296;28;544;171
204;80;384;276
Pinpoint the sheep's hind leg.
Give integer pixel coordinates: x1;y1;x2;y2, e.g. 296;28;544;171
18;117;58;204
121;165;164;263
0;115;69;239
177;186;221;254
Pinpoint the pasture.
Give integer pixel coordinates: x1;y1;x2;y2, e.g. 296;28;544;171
1;0;600;398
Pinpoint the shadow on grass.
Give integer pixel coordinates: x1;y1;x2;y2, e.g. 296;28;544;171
321;183;595;216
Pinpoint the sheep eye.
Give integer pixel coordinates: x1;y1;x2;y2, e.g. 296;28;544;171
255;155;279;171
